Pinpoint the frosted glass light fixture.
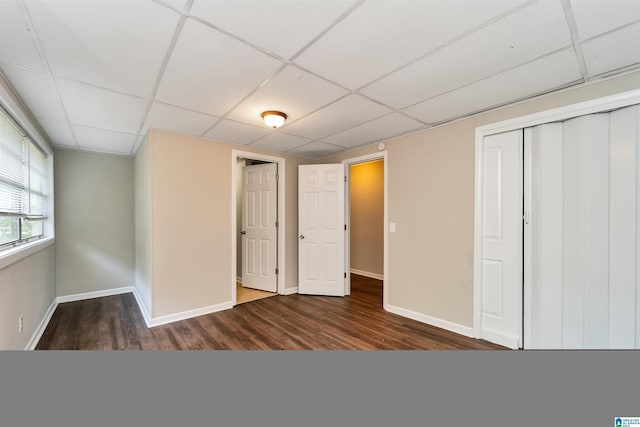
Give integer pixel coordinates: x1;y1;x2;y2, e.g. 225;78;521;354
261;110;287;128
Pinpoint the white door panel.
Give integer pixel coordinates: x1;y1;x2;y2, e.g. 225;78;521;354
480;130;523;348
527;105;640;349
242;163;277;292
298;164;345;296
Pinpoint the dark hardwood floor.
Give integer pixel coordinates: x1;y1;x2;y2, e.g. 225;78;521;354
36;274;506;350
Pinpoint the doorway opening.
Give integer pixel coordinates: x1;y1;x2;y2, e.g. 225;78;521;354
231;150;286;307
343;151;388;309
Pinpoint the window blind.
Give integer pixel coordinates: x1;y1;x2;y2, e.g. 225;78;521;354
0;108;47;218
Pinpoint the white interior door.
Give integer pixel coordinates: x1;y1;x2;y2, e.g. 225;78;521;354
298;164;345;296
242;163;277;292
479;130;523;349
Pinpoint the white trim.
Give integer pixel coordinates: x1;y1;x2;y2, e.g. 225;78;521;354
231;150;286;305
56;286;134;304
132;286;152;328
283;286;299;295
386;304;474;338
476;88;640;138
342;151;388;309
24;299;57;350
350;269;384;281
478;328;520;350
473;88;640;347
523;127;534;349
0;237;54;271
145;301;233;327
236;276;242;284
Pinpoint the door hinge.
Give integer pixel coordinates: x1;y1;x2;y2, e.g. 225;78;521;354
344;224;347;231
344;272;347;279
344;175;347;182
275;268;279;275
275;221;279;228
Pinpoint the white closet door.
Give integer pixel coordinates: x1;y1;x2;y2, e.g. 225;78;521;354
527;104;640;349
479;130;523;349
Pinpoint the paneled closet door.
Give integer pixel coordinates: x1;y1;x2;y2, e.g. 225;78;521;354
527;104;640;349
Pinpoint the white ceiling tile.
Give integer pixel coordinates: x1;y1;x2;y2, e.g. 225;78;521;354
190;0;358;59
156;20;283;116
227;65;349;127
294;0;528;89
288;141;343;158
250;132;310;152
324;113;423;148
1;65;66;121
571;0;640;40
403;48;583;124
25;0;179;97
204;119;270;145
284;95;390;140
37;118;76;147
141;102;218;136
57;79;148;134
72;125;137;155
582;22;640;77
362;0;572;109
0;0;45;71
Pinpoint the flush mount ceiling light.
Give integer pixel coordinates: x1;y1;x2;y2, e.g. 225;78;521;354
261;110;287;128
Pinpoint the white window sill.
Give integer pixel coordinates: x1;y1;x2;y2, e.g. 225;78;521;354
0;236;55;271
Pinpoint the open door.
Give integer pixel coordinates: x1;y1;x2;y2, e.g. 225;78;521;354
241;163;277;293
298;164;345;296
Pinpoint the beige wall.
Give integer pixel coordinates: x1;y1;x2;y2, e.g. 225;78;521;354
350;160;384;276
325;70;640;328
140;130;311;319
0;245;55;349
55;149;135;297
134;135;152;316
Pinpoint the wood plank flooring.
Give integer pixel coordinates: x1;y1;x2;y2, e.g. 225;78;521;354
36;275;506;350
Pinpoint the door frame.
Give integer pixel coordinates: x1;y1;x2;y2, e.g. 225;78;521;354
343;151;388;310
473;88;640;347
231;150;286;306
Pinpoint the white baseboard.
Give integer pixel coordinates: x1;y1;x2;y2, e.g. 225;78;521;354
236;276;242;284
25;299;58;351
131;286;152;328
480;328;520;349
350;269;384;281
386;304;474;338
282;286;298;295
56;286;134;304
146;301;233;327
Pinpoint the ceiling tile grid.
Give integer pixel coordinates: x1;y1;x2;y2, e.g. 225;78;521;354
0;0;638;158
203;119;271;145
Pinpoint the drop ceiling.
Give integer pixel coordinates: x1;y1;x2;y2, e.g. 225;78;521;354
0;0;639;158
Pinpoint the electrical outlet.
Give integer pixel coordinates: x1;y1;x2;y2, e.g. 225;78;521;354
18;315;23;334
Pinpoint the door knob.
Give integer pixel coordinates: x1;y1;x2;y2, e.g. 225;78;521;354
241;230;246;235
299;234;305;239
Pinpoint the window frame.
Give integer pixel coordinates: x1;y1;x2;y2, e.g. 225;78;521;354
0;96;54;266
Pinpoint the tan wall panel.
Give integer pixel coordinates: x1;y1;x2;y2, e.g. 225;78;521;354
148;130;311;318
55;149;134;297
